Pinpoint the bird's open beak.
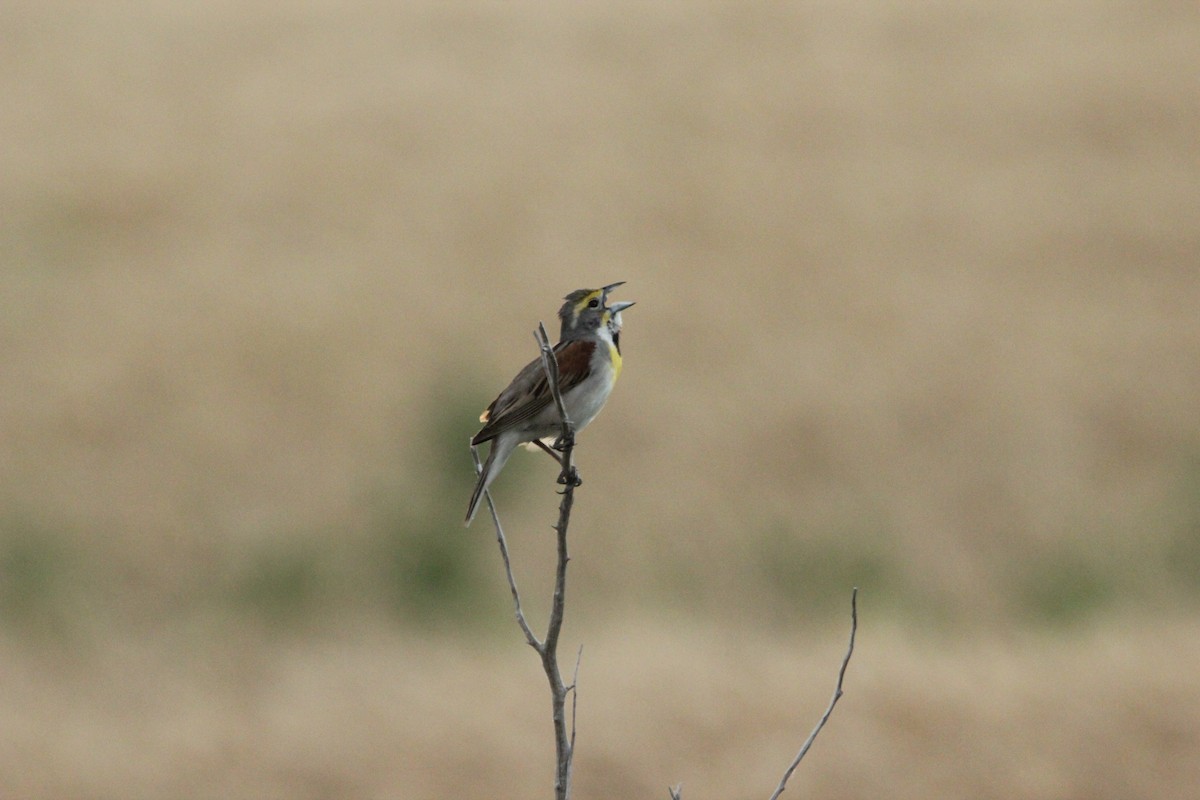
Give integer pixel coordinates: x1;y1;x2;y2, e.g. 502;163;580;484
607;300;635;313
600;281;626;303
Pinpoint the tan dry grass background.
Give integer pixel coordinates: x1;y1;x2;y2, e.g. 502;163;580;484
3;1;1200;797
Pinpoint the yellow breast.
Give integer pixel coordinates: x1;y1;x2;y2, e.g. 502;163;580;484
608;341;622;381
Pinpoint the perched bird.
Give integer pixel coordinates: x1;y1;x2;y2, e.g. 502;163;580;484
465;283;634;526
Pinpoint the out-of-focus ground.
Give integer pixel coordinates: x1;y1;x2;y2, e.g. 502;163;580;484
2;1;1199;797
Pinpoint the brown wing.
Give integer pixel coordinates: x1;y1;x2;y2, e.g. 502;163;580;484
471;339;595;445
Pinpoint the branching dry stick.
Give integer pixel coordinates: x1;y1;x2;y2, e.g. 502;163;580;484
469;446;539;649
534;321;579;800
667;588;859;800
470;322;580;800
766;586;858;800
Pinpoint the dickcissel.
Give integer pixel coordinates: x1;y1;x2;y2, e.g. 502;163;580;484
465;282;634;526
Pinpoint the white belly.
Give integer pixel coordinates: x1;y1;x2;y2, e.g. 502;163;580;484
562;363;615;433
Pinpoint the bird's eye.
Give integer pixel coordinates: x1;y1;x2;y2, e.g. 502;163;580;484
587;298;600;308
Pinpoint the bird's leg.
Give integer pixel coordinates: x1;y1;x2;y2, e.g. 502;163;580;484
534;438;581;486
531;439;564;466
552;430;575;452
555;447;582;488
558;466;582;488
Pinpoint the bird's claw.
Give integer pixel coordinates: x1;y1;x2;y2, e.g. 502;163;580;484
552;433;575;452
557;467;582;488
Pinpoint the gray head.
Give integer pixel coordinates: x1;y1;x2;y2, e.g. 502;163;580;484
557;281;627;340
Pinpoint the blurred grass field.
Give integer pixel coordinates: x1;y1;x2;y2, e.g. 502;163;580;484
3;1;1199;797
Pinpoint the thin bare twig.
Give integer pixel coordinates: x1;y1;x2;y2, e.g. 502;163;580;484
469;444;540;650
536;322;574;458
766;587;859;800
569;644;583;754
667;589;858;800
475;323;580;800
533;321;578;800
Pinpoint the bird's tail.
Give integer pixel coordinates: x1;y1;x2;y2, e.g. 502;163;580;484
465;436;515;526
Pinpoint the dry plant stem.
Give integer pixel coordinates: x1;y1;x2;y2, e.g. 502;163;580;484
543;480;575;800
471;322;579;800
569;644;583;753
535;321;578;800
667;588;858;800
469;445;539;649
766;586;859;800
